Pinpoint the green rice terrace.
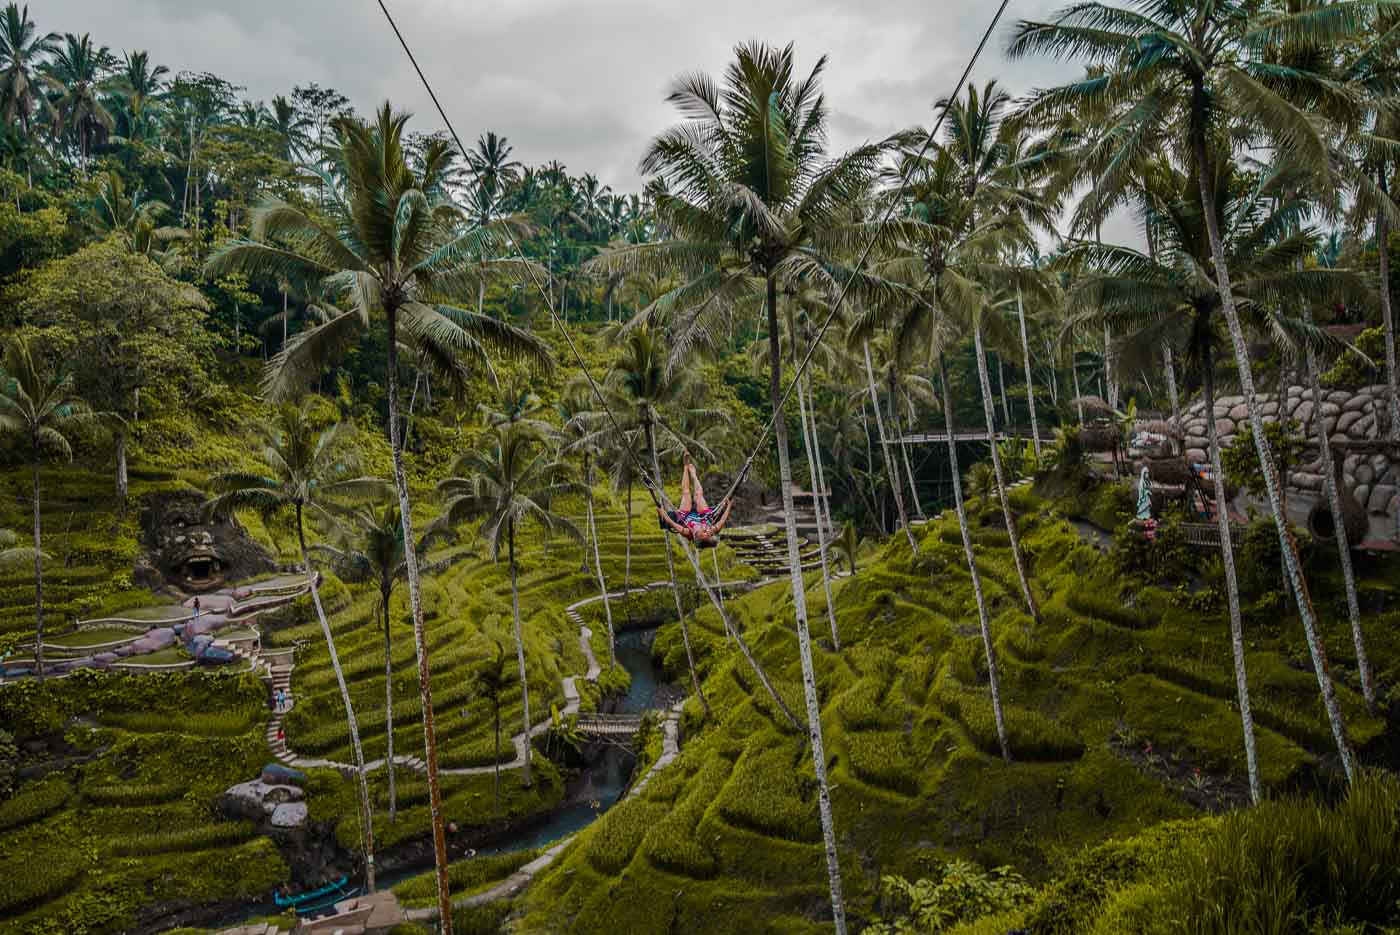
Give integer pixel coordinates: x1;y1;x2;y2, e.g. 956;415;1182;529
8;1;1400;933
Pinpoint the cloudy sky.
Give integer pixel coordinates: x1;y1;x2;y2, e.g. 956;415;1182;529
44;0;1086;192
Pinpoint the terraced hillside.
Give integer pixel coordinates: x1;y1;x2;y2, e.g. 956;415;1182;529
515;485;1398;933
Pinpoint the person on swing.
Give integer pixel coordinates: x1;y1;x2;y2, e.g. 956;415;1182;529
658;457;732;548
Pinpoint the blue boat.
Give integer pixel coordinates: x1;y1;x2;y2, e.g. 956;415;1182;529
272;876;360;915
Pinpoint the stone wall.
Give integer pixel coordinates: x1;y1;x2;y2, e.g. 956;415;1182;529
1178;384;1399;516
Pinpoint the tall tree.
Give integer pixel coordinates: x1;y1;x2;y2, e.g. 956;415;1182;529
1010;0;1376;783
599;44;918;931
471;642;515;814
208;104;552;930
0;4;57;152
42;33;116;168
0;335;90;681
435;420;583;787
206;403;385;889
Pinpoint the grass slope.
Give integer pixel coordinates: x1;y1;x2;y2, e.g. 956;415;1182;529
514;486;1394;933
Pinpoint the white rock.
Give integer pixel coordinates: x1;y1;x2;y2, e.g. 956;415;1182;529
1185;448;1207;463
1319;402;1341;418
1329;390;1354;405
1296;401;1315;424
1338;411;1364;435
1369;484;1396;514
1345;395;1371;412
270;802;308;828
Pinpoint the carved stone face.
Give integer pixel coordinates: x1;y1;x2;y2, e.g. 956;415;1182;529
140;492;275;593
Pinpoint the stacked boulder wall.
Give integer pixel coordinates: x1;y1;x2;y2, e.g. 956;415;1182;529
1177;385;1400;518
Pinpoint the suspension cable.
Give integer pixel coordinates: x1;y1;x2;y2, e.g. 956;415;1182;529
375;0;1014;512
713;0;1015;507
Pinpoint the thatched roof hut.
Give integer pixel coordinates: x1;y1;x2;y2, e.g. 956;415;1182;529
1071;395;1115;421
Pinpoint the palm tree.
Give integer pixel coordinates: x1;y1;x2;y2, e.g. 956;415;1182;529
1010;0;1372;783
42;33;115;168
0;335;89;681
206;403;385;888
435;421;583;787
207;105;552;927
316;495;471;822
268;95;310;163
598;43;918;931
0;4;57;154
830;520;861;575
471;642;515;814
111;51;168;144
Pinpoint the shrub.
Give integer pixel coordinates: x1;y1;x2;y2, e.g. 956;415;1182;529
393;848;539;904
0;775;70;831
1161;771;1400;934
868;861;1035;935
1064;590;1150;630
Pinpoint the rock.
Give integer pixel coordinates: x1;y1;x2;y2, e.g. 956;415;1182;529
1216;418;1235;438
1186;421;1206;437
1296;401;1315;425
1262;401;1279;417
1364;384;1390;397
1319;401;1341;418
1345;395;1371;412
1186;448;1207;463
1370;484;1397;514
1354;414;1375;438
220;779;306;822
1219;394;1244;408
1371;454;1389;472
1229;403;1250;421
1323;415;1338;436
1185;436;1208;451
1338;411;1364;435
1357;484;1371;508
1356;463;1374;486
1330;390;1354;405
1391;494;1400;516
1293;472;1324;491
270;802;308;828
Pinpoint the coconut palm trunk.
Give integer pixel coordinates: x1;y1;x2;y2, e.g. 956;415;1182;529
295;504;376;891
1304;319;1373;712
381;598;397;822
1016;286;1042;461
804;376;839;550
384;304;453;929
115;429;129;505
940;354;1009;760
1070;344;1085;426
796;377;841;650
1378;187;1400;444
30;443;44;680
506;519;533;785
1201;347;1261;803
767;275;847;934
888;372;924;520
998;357;1012;427
863;340;917;552
584;457;616;669
973;326;1041;625
1163;341;1181;426
645;419;711;717
624;478;633;598
1190;96;1354;782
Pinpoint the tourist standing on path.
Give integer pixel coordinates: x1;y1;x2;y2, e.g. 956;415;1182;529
192;596;201;621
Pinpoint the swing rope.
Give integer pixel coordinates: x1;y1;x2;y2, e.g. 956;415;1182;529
376;0;1013;513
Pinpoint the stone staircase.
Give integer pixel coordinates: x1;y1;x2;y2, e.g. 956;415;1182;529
724;526;824;578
